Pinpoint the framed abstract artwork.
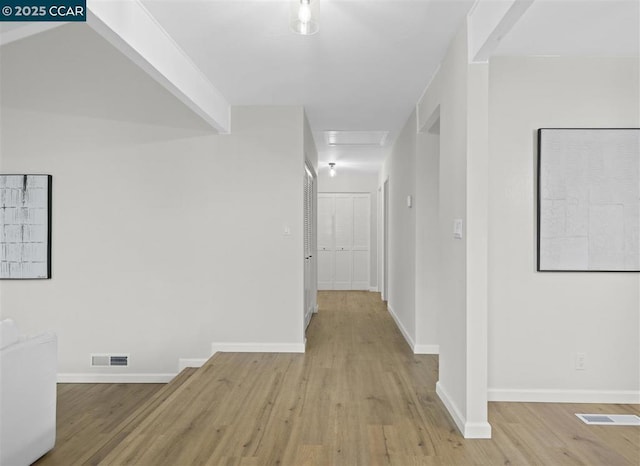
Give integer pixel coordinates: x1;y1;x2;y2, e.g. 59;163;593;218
0;175;52;279
537;129;639;272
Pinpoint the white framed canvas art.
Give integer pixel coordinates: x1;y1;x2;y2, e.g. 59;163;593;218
537;129;639;272
0;175;52;279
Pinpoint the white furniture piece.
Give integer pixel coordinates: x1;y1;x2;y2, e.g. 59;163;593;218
0;319;57;466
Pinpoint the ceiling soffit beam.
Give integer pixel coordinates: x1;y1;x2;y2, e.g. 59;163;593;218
468;0;535;63
87;0;230;133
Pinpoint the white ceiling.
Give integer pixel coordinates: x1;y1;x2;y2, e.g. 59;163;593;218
140;0;475;174
493;0;639;58
2;1;637;175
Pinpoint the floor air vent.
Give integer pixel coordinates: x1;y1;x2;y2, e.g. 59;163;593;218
576;414;640;426
91;354;129;367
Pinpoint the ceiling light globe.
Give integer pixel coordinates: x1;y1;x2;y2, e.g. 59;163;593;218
291;0;319;35
298;4;311;23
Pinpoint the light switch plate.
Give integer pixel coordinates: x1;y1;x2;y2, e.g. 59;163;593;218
453;219;463;239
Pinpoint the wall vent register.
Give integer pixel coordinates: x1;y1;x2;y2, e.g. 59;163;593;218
91;354;129;367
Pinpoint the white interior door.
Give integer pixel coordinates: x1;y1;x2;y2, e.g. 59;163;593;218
317;193;370;290
351;194;370;290
317;195;334;290
333;195;353;289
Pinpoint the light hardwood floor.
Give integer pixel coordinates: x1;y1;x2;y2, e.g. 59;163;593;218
37;291;639;465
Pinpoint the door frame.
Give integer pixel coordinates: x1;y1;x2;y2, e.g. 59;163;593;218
381;177;389;301
303;160;317;332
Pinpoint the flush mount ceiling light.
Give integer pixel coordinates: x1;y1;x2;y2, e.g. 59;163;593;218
328;163;336;177
291;0;319;35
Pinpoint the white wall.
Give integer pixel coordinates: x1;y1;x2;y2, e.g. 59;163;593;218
418;30;469;427
0;27;308;379
317;168;378;290
0;105;307;378
304;115;318;174
488;57;640;403
381;30;639;438
415;21;491;438
379;110;441;355
379;111;417;345
415;128;440;354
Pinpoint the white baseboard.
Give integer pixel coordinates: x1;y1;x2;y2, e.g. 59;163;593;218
464;421;493;439
369;286;379;292
414;344;439;354
436;381;492;439
211;342;306;354
436;381;465;436
178;358;208;371
305;310;313;329
57;373;175;383
488;388;640;404
313;304;319;313
387;304;415;350
387;305;439;355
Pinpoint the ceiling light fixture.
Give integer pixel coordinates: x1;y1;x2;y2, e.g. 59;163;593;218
329;163;336;177
291;0;319;36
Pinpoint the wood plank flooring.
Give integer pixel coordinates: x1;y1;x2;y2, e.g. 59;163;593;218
36;291;639;465
35;369;195;466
